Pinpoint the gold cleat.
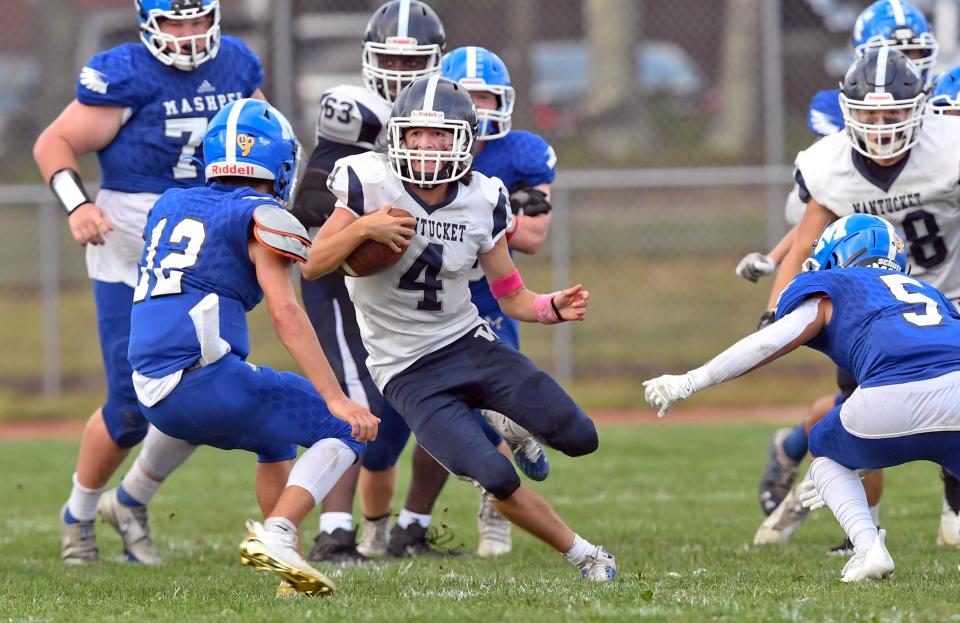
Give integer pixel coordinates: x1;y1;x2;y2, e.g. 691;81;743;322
240;521;336;597
275;580;299;598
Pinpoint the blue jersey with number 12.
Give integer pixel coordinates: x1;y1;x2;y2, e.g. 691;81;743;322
77;36;263;195
128;184;277;379
776;268;960;388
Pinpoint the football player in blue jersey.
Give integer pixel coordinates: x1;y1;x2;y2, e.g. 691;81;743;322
646;213;960;582
129;98;379;597
302;74;616;582
927;66;960;115
742;0;956;551
289;0;456;564
33;0;265;565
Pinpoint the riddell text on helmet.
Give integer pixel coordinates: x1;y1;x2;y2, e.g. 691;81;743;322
209;163;256;176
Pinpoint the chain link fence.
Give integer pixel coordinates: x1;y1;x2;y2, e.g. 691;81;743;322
3;0;954;399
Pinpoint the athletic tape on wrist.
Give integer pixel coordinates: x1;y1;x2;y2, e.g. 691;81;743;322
533;292;563;324
490;268;524;299
50;168;92;215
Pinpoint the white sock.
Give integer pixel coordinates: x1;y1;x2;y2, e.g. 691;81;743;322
120;462;162;506
264;516;297;536
563;533;597;567
869;504;880;527
397;509;431;529
137;426;197;479
810;457;878;552
67;472;104;522
320;512;353;534
286;438;356;505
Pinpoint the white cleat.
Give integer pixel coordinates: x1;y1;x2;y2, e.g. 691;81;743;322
580;546;617;582
937;499;960;547
841;529;894;582
60;504;98;564
477;496;512;557
754;481;809;545
97;488;161;565
239;520;336;597
356;515;390;558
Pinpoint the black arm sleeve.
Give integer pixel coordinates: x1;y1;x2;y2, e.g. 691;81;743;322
794;168;812;204
288;140;369;229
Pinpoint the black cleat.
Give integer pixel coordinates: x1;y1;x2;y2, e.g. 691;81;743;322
827;536;855;556
386;523;460;558
306;528;370;565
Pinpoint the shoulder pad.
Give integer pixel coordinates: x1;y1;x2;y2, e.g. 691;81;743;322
509;131;558;181
76;44;145;107
252;204;311;263
326;152;392;216
470;170;508;207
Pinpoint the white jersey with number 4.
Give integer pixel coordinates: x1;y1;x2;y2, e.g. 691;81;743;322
327;151;513;390
795;114;960;300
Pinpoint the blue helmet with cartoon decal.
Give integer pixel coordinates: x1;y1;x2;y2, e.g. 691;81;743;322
805;214;907;272
442;46;515;141
927;66;960;115
203;99;301;205
852;0;938;87
136;0;221;71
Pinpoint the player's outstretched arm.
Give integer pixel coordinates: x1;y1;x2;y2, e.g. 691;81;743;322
251;242;379;441
643;297;829;417
479;237;588;323
34;101;125;246
766;200;835;309
302;206;415;280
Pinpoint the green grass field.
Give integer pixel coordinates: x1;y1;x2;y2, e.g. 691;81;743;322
3;422;958;622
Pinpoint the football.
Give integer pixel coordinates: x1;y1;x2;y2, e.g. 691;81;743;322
339;208;414;277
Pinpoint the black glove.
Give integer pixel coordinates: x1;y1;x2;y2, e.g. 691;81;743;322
509;187;552;217
757;310;776;331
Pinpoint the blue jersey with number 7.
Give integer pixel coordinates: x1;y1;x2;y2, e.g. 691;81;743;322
76;37;262;195
776;268;960;388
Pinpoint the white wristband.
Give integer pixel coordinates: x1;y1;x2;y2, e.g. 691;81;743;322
50;169;92;215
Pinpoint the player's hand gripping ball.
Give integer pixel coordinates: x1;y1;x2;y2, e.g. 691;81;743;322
340;207;416;277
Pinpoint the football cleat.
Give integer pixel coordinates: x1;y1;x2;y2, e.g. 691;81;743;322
275;580;299;599
356;515;390;557
240;520;336;597
758;427;801;515
937;498;960;547
482;410;550;481
580;546;617;582
476;496;511;557
60;504;99;564
828;536;855;557
386;523;457;558
306;528;370;565
841;529;894;582
97;487;161;565
754;482;809;545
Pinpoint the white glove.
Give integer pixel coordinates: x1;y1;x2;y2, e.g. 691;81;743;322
736;252;777;283
642;373;698;418
798;478;824;511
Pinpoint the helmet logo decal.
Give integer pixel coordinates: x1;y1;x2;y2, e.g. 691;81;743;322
237;134;255;157
411;110;445;123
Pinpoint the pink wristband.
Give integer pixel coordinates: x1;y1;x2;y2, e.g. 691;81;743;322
490;268;524;299
533;292;562;324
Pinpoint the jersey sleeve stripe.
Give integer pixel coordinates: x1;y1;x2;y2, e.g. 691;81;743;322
491;189;509;239
345;166;365;217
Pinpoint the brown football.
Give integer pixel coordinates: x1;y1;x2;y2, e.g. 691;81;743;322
339;208;415;277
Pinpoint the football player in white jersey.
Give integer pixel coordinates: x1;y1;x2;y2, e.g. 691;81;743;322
755;47;960;547
301;75;617;581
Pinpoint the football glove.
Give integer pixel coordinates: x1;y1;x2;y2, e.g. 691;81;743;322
509;187;552;217
736;252;777;283
757;310;777;331
798;478;824;511
642;373;698;418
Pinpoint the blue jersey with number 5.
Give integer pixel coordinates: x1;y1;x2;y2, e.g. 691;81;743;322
776;268;960;388
77;37;262;195
128;184;276;378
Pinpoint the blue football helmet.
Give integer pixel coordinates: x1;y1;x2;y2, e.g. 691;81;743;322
136;0;221;71
852;0;938;86
805;214;907;273
927;66;960;115
442;46;515;141
203;99;301;205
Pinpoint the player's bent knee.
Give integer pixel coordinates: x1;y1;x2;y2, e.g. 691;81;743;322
361;438;404;471
480;455;522;501
102;401;149;449
540;407;598;457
